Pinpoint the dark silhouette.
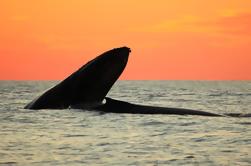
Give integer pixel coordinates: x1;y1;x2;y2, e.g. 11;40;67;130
25;47;250;117
95;97;223;116
25;47;130;109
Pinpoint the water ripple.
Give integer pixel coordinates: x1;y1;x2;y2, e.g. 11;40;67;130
0;81;251;165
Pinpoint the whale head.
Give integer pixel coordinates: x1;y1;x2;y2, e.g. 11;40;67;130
72;46;131;102
77;47;130;86
25;47;131;109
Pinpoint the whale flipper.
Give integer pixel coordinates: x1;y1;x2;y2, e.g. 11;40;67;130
25;47;131;109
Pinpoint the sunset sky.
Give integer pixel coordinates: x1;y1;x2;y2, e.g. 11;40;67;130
1;0;251;80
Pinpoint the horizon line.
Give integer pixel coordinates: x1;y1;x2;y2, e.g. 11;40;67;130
0;79;250;81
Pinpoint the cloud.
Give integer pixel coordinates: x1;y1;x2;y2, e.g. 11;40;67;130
211;13;251;36
132;12;251;38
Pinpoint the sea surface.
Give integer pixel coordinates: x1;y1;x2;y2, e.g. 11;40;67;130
0;81;251;166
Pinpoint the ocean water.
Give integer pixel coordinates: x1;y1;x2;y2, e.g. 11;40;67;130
0;81;251;166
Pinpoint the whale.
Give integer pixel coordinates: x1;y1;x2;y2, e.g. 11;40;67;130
93;97;223;116
25;47;250;117
25;47;130;109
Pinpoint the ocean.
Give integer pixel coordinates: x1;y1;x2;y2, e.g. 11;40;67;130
0;81;251;165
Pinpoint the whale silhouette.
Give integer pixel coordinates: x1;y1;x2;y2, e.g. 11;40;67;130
25;47;130;109
25;47;250;117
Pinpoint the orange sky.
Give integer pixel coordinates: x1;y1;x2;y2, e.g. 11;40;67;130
0;0;251;80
